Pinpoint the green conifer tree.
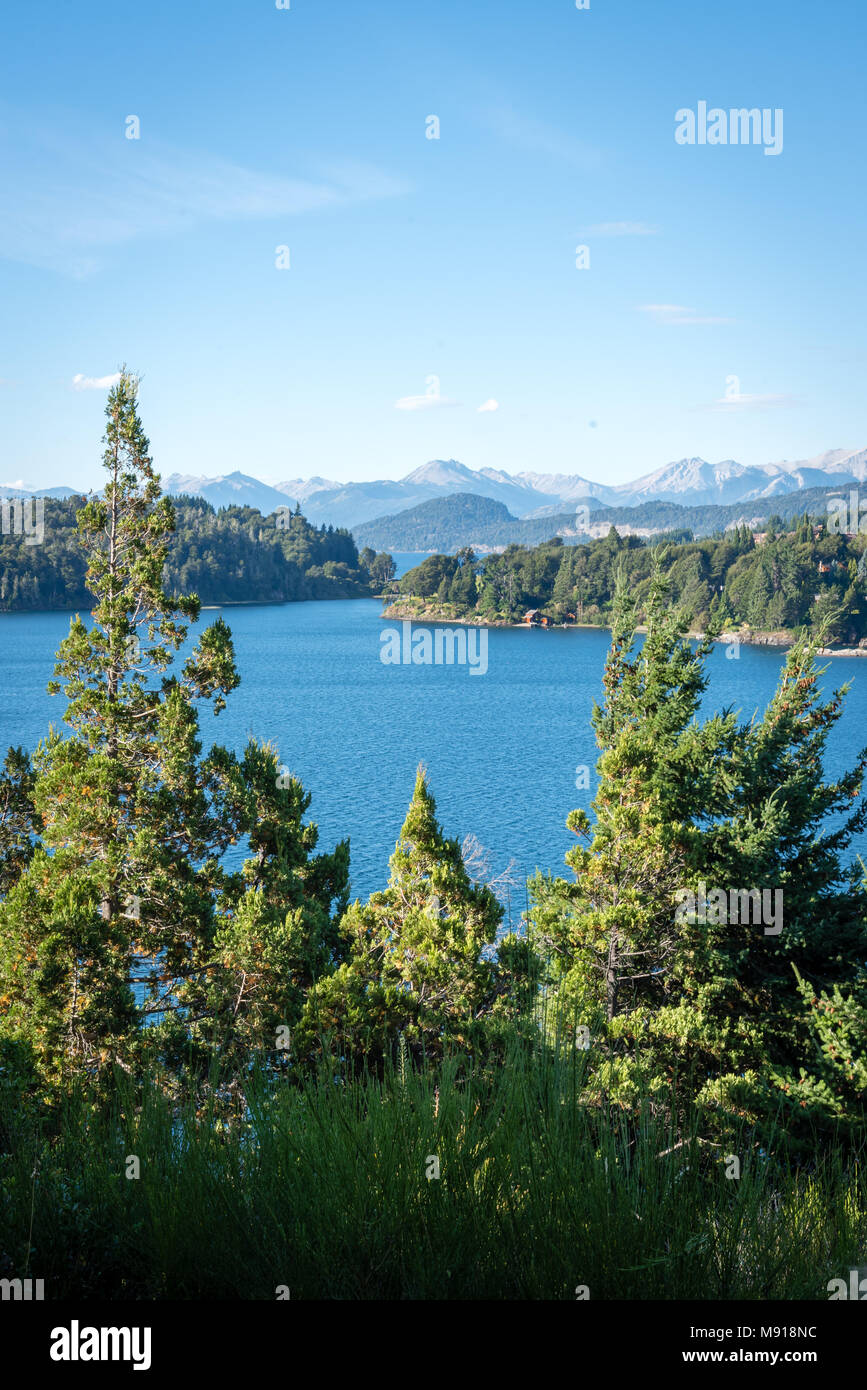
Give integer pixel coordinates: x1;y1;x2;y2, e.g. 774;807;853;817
185;745;350;1075
530;564;724;1100
0;371;243;1081
667;631;867;1138
532;562;867;1139
0;748;38;896
296;768;503;1071
0;377;363;1093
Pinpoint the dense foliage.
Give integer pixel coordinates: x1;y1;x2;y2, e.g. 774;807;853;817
0;493;393;611
531;563;867;1145
397;515;867;643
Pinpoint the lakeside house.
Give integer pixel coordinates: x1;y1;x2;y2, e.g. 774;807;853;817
524;609;552;626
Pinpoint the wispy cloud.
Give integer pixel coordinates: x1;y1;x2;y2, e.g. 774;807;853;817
481;105;601;170
0;119;409;275
585;222;658;237
639;304;733;326
477;399;499;413
73;372;122;391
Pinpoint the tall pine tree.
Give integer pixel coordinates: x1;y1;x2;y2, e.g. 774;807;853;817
532;562;867;1139
296;767;503;1071
0;372;348;1091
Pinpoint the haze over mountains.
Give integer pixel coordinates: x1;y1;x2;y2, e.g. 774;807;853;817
159;450;867;528
6;450;867;530
353;486;860;554
0;484;81;500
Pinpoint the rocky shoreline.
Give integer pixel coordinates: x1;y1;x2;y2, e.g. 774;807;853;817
381;601;867;657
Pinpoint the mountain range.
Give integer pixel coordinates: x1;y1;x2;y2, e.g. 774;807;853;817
7;449;867;532
0;484;82;500
162;451;867;528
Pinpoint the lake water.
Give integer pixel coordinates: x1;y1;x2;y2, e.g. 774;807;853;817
391;552;434;577
2;598;866;921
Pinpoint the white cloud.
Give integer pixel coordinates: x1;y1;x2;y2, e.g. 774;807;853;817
639;304;733;326
73;372;122;391
585;222;657;237
0;120;410;275
477;399;499;413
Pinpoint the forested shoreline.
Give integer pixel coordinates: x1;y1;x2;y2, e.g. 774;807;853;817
0;493;394;611
389;519;867;648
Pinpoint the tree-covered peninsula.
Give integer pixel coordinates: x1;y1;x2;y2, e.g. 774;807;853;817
387;520;867;648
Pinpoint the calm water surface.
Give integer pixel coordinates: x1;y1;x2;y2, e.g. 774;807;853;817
2;599;865;917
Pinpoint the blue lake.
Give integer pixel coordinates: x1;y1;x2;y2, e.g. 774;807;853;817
2;597;866;922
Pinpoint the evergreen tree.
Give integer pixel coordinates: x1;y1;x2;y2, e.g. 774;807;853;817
296;768;503;1071
667;630;867;1138
530;564;727;1100
0;373;238;1083
184;745;350;1076
789;962;867;1130
0;748;38;896
532;561;867;1139
551;548;576;614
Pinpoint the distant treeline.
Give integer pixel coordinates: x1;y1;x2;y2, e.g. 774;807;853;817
0;495;395;611
353;485;862;552
396;515;867;644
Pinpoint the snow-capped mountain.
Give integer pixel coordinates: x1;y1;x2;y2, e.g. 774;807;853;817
267;460;569;527
165;471;296;515
0;482;82;499
155;452;867;526
766;448;867;485
274;475;342;502
21;450;867;529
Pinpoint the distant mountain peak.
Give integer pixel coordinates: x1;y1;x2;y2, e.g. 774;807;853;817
28;447;867;532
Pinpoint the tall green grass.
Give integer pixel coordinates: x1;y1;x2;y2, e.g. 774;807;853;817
0;1036;863;1299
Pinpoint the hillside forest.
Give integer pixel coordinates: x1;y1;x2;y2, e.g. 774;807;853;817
393;521;867;646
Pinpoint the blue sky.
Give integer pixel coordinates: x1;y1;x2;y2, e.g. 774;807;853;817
2;0;866;491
